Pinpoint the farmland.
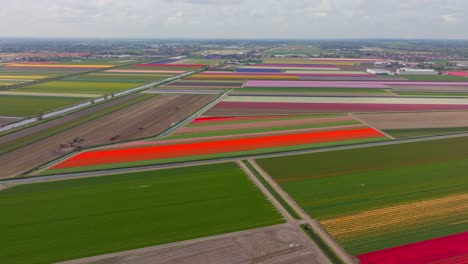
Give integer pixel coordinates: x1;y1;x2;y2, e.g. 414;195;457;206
358;232;468;264
15;80;143;95
46;126;387;174
206;95;468;115
0;94;217;177
257;135;468;255
354;111;468;138
165;114;361;140
3;44;468;264
0;163;283;264
0;94;89;117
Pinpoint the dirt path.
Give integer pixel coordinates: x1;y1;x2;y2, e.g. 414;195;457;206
248;160;359;264
349;113;395;140
353;111;468;130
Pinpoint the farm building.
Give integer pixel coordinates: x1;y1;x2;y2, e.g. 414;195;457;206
397;68;438;75
367;68;391;75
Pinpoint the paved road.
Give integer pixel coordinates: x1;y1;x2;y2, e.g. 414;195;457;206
2;131;468;185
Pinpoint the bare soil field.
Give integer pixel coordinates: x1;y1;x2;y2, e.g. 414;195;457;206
354;111;468;129
59;224;330;264
0;94;217;178
175;115;355;134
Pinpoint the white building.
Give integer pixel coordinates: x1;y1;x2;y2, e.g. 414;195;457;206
367;68;391;75
397;68;438;75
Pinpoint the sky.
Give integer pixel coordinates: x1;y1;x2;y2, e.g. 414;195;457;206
1;0;467;39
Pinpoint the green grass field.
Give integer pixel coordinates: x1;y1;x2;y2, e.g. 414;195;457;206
16;81;143;95
257;136;468;254
257;136;468;218
0;163;283;264
65;73;169;83
0;94;88;117
402;74;468;82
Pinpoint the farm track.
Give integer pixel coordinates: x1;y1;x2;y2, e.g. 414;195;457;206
0;94;217;178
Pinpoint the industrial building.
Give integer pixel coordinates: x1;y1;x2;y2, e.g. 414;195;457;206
397;68;438;75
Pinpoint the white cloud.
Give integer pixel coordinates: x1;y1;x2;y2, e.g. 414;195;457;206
0;0;467;38
441;14;459;24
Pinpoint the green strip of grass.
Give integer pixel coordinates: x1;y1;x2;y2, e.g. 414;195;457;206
384;127;468;138
0;163;284;264
0;95;90;117
242;160;301;220
17;81;144;95
0;94;155;156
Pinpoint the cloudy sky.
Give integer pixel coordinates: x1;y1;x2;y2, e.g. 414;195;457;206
1;0;467;39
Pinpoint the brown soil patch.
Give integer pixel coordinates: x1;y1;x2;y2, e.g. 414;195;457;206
354;111;468;129
59;224;329;264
